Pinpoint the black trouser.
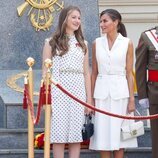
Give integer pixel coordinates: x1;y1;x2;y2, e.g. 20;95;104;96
149;104;158;158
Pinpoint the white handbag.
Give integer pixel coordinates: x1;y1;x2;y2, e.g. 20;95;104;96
121;120;144;140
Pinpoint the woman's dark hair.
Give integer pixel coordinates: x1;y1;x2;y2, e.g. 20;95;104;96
100;9;127;37
49;5;87;56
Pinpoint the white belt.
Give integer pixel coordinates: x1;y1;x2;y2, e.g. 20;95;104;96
59;68;83;74
98;71;126;77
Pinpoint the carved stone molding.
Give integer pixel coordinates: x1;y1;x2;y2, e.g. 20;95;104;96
99;0;158;6
98;0;158;23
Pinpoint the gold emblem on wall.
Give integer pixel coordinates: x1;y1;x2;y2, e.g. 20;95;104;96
17;0;64;31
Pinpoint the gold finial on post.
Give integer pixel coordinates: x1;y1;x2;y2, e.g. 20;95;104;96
26;57;35;68
44;58;52;69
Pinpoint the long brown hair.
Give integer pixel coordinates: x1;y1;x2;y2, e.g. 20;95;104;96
49;6;87;56
100;9;127;37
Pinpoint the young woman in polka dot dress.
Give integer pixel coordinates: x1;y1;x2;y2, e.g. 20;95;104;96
42;5;92;158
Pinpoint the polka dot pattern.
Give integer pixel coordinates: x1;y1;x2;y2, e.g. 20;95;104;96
50;35;86;143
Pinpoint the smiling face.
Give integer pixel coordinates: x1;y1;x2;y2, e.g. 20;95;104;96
100;13;118;34
65;10;81;35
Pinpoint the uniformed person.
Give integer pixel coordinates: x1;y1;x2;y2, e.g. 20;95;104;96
135;26;158;158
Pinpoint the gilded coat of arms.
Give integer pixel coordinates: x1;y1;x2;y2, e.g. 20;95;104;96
17;0;64;31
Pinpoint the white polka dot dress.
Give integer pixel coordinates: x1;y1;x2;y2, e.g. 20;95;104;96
50;35;86;143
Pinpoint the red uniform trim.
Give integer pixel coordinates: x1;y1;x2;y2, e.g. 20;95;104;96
148;70;158;82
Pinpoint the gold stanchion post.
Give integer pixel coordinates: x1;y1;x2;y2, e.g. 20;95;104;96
44;59;52;158
26;57;35;158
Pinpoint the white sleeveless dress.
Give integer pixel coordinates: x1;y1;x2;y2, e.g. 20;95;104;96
89;33;137;150
50;35;86;143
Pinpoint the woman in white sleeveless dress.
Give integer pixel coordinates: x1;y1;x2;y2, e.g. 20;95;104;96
89;9;137;158
42;6;92;158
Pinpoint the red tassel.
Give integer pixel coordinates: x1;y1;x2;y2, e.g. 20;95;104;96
42;84;52;104
39;85;43;107
48;84;51;104
42;84;46;105
23;90;28;109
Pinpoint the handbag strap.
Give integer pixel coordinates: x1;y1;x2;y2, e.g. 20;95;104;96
121;112;134;123
135;109;141;116
122;110;141;124
84;114;92;124
121;112;135;130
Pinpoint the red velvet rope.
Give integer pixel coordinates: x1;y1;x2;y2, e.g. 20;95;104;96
54;83;158;120
24;84;43;125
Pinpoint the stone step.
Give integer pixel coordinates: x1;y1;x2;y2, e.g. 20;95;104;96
4;103;45;129
137;127;151;147
125;147;152;158
0;127;151;149
0;147;152;158
0;128;43;149
4;101;150;129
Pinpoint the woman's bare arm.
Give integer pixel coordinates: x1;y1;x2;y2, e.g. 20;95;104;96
42;39;52;78
126;39;135;113
91;41;98;106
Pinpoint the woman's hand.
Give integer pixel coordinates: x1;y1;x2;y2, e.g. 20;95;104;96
84;98;95;115
127;97;135;113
